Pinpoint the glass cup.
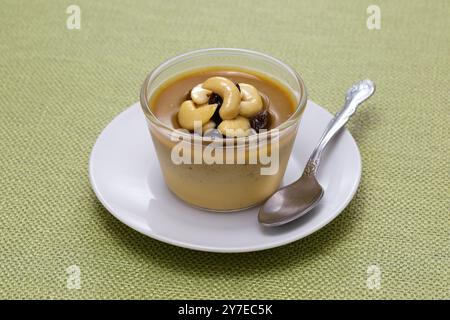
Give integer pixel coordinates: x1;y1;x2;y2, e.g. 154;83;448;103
140;48;307;211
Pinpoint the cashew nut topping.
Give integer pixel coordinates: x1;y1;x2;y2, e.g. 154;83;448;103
202;77;241;120
195;120;216;135
238;83;263;118
190;83;212;105
202;120;216;132
177;100;217;131
217;116;251;137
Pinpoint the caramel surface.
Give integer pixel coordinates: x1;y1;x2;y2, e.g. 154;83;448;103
149;67;297;129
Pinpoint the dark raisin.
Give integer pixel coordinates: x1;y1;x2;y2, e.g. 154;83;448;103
209;93;223;124
185;89;192;101
250;110;269;132
235;83;240;92
208;93;223;107
212;109;222;125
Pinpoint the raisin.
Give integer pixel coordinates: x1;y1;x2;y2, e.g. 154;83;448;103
212;110;222;125
208;92;223;107
250;110;269;132
185;89;192;101
209;93;223;124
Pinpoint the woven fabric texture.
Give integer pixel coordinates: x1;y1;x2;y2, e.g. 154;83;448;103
0;0;449;299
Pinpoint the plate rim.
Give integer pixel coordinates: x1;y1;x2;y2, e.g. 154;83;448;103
89;101;362;253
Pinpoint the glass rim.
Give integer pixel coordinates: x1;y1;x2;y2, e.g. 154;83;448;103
140;47;308;143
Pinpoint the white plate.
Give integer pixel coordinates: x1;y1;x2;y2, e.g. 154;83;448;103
89;101;361;253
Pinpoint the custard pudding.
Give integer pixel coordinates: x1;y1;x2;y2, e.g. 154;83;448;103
140;49;307;211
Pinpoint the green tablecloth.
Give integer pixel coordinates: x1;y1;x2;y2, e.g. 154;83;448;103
1;0;449;299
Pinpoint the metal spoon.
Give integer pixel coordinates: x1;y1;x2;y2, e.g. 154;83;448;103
259;79;375;227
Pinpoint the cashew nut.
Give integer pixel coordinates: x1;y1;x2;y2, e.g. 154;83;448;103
238;83;263;118
194;120;216;135
190;83;212;105
202;120;216;132
217;116;251;137
202;77;241;120
177;100;217;131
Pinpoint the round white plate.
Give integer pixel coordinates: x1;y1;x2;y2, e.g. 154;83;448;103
89;101;361;253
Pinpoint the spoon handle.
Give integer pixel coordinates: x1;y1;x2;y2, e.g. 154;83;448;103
304;79;375;176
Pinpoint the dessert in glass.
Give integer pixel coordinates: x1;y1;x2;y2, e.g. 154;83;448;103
140;48;307;211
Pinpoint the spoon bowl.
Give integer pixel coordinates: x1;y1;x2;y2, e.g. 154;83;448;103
259;174;324;226
259;79;375;227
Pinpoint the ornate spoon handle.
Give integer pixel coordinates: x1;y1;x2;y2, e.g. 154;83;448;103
304;79;375;176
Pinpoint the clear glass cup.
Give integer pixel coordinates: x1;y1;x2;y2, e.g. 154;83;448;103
140;48;307;211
